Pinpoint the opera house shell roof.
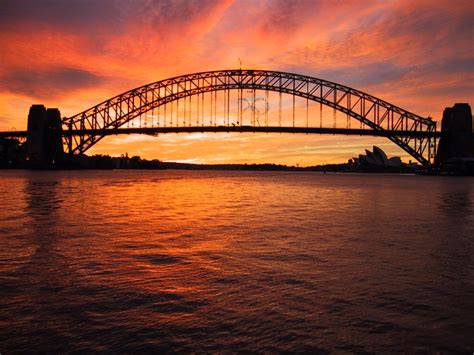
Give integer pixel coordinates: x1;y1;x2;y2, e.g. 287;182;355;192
356;146;402;168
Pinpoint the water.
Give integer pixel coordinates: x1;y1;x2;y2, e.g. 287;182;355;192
0;170;473;353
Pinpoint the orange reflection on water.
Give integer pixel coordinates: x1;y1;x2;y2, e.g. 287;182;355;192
1;170;473;352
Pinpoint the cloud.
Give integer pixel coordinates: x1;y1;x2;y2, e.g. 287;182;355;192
0;0;233;37
282;60;411;89
0;67;105;99
0;0;123;33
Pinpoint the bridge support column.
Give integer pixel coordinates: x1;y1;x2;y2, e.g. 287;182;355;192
26;104;64;167
435;103;474;172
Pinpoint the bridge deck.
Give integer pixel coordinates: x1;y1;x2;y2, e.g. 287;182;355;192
0;126;442;138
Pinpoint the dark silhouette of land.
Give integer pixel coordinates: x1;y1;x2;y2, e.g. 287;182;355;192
0;141;417;173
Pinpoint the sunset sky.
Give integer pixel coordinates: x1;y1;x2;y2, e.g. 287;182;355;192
0;0;472;165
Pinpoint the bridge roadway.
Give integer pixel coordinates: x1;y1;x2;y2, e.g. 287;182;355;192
0;126;442;139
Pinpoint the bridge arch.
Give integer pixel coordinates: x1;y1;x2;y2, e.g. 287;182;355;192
63;69;437;165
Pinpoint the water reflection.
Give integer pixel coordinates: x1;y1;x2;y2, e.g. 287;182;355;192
438;181;473;219
435;179;474;303
0;170;472;353
24;176;62;218
21;173;72;284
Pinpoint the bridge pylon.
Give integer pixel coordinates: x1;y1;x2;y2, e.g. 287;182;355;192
435;103;474;167
26;105;64;166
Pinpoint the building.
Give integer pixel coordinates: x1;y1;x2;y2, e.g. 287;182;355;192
0;137;26;167
348;146;404;172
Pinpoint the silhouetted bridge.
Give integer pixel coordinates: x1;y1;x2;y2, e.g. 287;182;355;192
1;126;442;138
1;69;448;165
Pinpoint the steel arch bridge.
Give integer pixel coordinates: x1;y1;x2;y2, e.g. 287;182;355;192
62;69;438;165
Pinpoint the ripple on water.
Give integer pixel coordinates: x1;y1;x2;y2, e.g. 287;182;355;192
134;253;184;265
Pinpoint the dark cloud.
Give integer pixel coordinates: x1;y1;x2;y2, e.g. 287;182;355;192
302;57;473;92
0;0;227;34
387;2;473;38
318;61;412;88
433;57;474;74
0;0;123;31
381;4;473;61
413;83;473;98
259;0;376;35
280;53;474;98
281;61;411;89
261;0;317;33
147;0;221;22
0;67;105;99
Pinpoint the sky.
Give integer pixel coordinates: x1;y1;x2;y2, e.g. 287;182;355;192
0;0;472;165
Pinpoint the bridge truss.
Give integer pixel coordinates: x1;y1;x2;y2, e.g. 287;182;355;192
62;69;437;165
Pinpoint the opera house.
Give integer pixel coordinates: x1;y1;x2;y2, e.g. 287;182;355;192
349;146;403;171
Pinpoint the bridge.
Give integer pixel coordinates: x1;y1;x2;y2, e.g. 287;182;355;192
0;69;459;166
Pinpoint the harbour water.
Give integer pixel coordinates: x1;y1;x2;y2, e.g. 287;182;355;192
0;170;473;352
